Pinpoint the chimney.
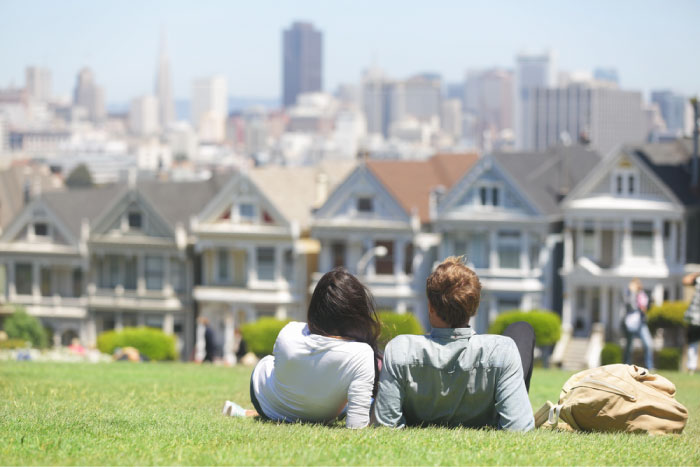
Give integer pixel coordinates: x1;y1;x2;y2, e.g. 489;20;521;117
315;171;329;207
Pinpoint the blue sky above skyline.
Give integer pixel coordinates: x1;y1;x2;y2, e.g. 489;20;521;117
1;0;699;104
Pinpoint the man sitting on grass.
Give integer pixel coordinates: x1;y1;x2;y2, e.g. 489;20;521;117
373;256;535;430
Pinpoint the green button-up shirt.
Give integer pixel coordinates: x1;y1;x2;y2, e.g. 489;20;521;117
373;327;534;431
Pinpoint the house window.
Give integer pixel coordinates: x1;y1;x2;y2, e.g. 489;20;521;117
616;175;623;194
72;268;83;298
239;204;256;223
217;249;230;283
34;222;49;237
404;243;414;275
612;169;638;196
477;184;501;207
128;212;142;229
631;221;653;257
479;187;488;205
492;187;499;207
374;240;394;275
529;233;542;269
124;257;137;290
145;256;164;290
497;231;521;269
582;226;596;260
256;247;275;281
145;315;163;329
331;242;346;269
15;263;32;295
357;197;373;213
171;258;184;292
628;175;635;194
284;249;294;282
107;255;120;288
40;267;51;296
498;297;521;313
467;232;489;269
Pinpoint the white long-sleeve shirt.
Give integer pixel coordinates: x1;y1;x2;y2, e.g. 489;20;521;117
251;321;375;428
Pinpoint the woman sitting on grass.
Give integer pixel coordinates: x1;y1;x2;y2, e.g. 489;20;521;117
222;267;381;428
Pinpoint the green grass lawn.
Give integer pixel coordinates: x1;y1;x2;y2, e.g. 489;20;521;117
1;362;699;466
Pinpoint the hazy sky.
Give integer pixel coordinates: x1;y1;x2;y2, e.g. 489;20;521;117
1;0;699;104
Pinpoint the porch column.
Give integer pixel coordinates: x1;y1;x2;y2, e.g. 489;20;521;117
274;245;283;282
653;283;664;306
622;218;632;263
562;281;574;331
115;312;124;331
489;229;498;270
163;253;172;295
31;262;40;299
575;220;584;259
600;285;610;330
395;239;406;280
223;312;235;365
163;312;174;335
563;226;574;270
247;245;257;283
319;240;331;273
594;220;602;261
137;253;146;294
364;238;375;277
653;219;664;264
669;221;678;265
275;305;287;320
520;231;529;273
86;312;97;346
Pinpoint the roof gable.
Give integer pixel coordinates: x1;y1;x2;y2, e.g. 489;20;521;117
313;165;411;224
91;189;174;239
0;198;77;246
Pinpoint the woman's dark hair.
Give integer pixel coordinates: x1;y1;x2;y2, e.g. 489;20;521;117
307;267;382;395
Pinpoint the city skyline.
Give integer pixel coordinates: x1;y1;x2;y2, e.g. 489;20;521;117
1;0;699;105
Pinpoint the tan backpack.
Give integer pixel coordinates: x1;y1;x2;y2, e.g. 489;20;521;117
534;364;688;435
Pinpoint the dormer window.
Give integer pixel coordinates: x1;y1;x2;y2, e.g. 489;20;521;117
477;183;501;207
128;212;142;229
34;222;49;237
612;169;638;196
357;197;373;213
239;203;256;223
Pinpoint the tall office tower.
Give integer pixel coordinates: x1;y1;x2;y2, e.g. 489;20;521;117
441;98;463;141
404;73;442;121
155;33;175;129
651;90;688;135
73;68;105;123
282;21;322;107
520;83;645;155
514;51;557;149
25;66;51;101
361;69;405;138
129;95;160;136
191;75;228;142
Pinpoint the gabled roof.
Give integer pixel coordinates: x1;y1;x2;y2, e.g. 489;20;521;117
366;153;479;223
42;185;124;238
0;165;63;231
492;145;601;215
632;140;700;206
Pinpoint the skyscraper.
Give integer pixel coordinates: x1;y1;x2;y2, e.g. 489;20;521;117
191;75;228;142
73;67;105;123
155;32;175;130
25;66;51;101
651;90;688;136
129;95;160;136
514;51;557;149
283;21;322;108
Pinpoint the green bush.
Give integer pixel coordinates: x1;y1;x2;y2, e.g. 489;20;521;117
240;318;290;357
488;309;561;347
601;342;623;365
647;301;689;333
0;338;31;349
378;311;424;347
97;327;176;361
3;308;48;348
656;348;681;371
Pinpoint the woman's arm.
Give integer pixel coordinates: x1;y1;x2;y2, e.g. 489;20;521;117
683;272;700;286
345;348;375;429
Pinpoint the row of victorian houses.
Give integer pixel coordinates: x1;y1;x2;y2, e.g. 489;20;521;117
1;139;699;367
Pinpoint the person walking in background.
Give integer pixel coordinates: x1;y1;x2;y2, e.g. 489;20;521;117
622;278;654;370
683;272;700;374
197;316;217;363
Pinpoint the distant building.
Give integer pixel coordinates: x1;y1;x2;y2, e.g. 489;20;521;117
514;51;557;149
155;33;175;130
520;84;645;155
463;68;514;148
25;67;51;102
191;76;227;143
593;67;619;86
441;99;462;141
73;68;105;123
403;73;442;122
282;21;323;108
651;90;688;136
129;95;160;136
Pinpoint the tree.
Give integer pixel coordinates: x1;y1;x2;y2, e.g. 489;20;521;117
65;164;94;188
3;308;48;348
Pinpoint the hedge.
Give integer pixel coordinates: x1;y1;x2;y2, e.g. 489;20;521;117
601;342;623;365
97;327;176;361
240;318;290;357
378;311;424;347
488;309;561;346
656;348;681;371
3;308;48;348
647;301;689;333
0;338;31;349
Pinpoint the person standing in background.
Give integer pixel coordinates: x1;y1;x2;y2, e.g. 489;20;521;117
622;278;654;370
683;272;700;374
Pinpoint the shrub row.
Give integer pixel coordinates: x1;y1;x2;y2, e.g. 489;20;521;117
2;308;48;348
599;342;681;370
647;301;689;332
97;327;176;361
488;309;561;346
